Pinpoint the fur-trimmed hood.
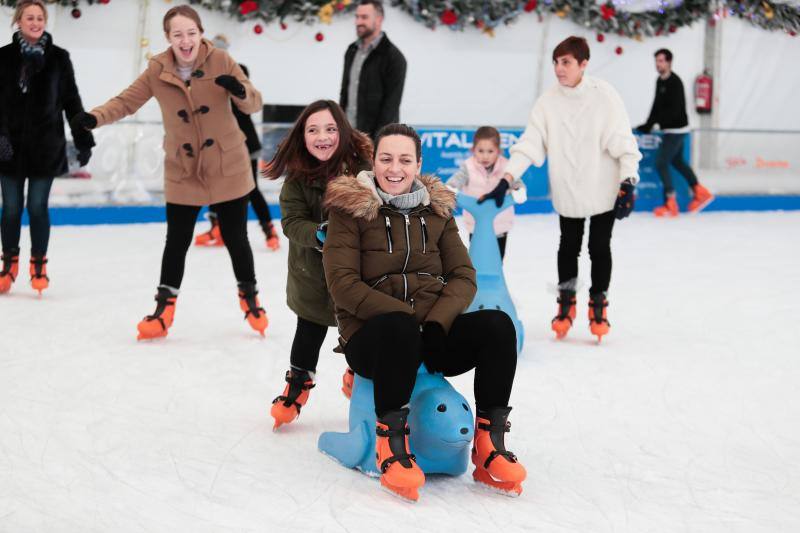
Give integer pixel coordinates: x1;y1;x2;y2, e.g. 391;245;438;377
324;171;456;221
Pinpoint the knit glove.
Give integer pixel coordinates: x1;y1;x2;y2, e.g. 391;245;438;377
614;179;636;220
77;149;92;167
420;321;448;374
214;75;246;99
0;135;12;162
477;179;510;208
71;112;97;131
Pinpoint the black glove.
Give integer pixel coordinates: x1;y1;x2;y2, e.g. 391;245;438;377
77;149;91;167
214;75;246;99
0;135;13;162
635;123;652;134
71;112;97;131
614;179;636;220
420;321;447;374
477;179;510;208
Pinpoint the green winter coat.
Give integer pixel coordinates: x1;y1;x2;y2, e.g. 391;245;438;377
279;162;369;326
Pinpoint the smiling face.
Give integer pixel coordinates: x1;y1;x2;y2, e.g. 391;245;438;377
553;54;587;88
17;5;46;44
303;109;340;162
167;15;202;68
355;4;382;40
472;139;500;169
374;135;421;196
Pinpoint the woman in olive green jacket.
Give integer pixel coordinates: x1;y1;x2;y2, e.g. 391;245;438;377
264;100;372;430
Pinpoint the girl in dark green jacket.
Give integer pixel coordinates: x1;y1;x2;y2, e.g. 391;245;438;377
264;100;372;430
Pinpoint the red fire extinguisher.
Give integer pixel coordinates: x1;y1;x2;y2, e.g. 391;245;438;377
695;71;713;114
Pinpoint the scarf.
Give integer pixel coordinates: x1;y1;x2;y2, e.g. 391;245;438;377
376;179;426;214
15;31;49;94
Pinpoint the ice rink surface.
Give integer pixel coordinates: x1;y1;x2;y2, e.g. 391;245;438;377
1;211;798;533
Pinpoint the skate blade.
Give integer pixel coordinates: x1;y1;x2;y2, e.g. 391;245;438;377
380;478;419;502
472;469;523;497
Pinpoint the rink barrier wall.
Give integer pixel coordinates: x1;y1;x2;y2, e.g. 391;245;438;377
17;195;800;226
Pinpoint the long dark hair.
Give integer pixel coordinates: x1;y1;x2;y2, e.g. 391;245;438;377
264;100;373;182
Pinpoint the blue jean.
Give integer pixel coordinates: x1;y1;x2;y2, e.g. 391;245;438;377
0;176;55;256
655;133;699;199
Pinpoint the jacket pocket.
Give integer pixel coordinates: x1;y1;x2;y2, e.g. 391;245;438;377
163;138;184;183
218;129;250;177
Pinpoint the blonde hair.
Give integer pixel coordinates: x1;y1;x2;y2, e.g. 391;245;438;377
12;0;48;27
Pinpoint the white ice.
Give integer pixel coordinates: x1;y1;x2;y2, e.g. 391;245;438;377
1;211;799;533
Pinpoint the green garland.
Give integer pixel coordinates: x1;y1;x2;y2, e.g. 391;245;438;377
2;0;797;37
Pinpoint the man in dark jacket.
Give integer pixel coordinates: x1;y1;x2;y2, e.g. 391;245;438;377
637;48;713;216
340;0;406;140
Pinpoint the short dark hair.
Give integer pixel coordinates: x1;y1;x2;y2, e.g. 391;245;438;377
473;126;501;148
374;123;421;161
552;36;590;63
655;48;673;62
359;0;384;17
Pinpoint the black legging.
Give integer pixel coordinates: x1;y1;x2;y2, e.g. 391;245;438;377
557;210;615;295
161;194;256;288
345;310;517;417
290;316;329;373
209;159;272;229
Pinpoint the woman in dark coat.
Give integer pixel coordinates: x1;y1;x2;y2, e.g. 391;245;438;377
0;0;94;295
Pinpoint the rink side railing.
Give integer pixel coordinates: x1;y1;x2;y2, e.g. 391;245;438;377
6;122;800;226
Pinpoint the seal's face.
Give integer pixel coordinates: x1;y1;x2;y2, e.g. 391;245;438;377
409;388;474;457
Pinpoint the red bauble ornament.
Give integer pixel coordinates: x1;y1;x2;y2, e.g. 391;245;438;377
440;10;458;25
254;24;263;35
71;8;81;18
315;32;324;42
601;4;616;21
669;25;677;33
615;46;623;55
99;0;110;4
597;33;605;42
239;1;258;16
335;2;345;10
524;0;537;12
475;20;485;29
280;22;288;30
790;31;797;37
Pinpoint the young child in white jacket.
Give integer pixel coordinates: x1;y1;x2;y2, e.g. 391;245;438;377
446;126;526;261
502;36;641;342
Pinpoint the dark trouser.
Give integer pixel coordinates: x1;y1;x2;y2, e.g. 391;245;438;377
161;195;256;288
344;310;517;417
290;316;329;373
558;210;615;295
209;160;272;229
1;176;55;256
469;232;508;261
656;133;699;199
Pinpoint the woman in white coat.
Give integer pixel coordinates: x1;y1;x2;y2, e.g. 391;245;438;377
502;36;641;341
